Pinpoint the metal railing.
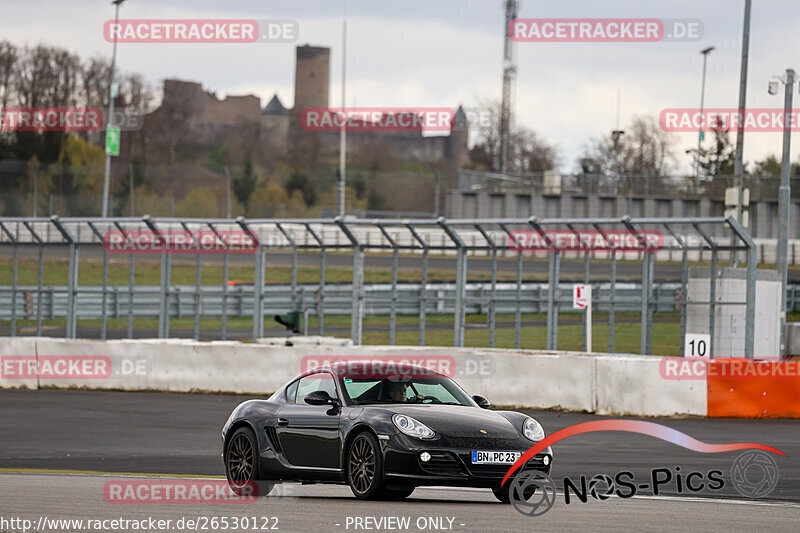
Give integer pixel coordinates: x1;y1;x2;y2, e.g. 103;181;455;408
0;215;759;357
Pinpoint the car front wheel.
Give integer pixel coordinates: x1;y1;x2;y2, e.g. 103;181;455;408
347;432;383;499
225;427;273;498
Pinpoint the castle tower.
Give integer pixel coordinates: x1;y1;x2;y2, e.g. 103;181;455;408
293;45;330;113
290;45;330;165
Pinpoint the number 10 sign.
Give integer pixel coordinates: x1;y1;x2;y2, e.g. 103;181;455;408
684;333;710;358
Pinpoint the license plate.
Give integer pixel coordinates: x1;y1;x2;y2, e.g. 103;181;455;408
471;451;521;464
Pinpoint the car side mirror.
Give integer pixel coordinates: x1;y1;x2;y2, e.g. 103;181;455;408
472;395;490;409
305;390;338;406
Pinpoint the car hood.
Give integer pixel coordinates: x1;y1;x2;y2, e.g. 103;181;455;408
375;404;523;439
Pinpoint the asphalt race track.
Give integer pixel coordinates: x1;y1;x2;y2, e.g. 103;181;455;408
1;389;798;532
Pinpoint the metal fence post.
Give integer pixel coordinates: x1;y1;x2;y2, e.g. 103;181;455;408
179;222;203;341
694;223;717;359
51;216;78;339
640;252;654;355
583;251;590;351
0;223;18;336
206;223;230;340
546;253;560;350
305;223;326;335
406;224;428;346
275;223;298;315
728;216;757;359
336;217;364;345
515;252;523;349
237;217;263;341
144;216;170;338
609;251;616;352
112;221;135;339
530;217;559;351
438;217;466;348
378;225;399;345
664;224;688;357
22;221;44;336
592;223;616;353
474;223;497;348
87;222;109;340
623;216;653;355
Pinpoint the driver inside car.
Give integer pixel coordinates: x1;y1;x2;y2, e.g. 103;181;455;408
386;380;409;403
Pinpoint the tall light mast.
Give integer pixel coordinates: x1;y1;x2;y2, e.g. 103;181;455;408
498;0;518;173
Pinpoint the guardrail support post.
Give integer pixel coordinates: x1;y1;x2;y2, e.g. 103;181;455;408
438;217;466;348
727;217;757;359
336;217;364;345
144;216;170;338
0;223;18;336
51;216;78;339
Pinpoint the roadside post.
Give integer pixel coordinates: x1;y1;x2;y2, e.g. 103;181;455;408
574;284;592;352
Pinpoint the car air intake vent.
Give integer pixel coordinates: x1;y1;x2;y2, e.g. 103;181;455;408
265;427;283;454
419;452;465;477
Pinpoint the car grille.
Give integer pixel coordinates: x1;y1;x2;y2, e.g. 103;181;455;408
418;452;466;477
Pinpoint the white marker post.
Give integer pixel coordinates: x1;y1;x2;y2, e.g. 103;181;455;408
573;284;592;352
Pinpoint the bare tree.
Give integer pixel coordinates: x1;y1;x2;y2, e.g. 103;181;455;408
47;48;80;107
469;99;558;172
0;40;17;111
80;56;111;109
579;115;676;177
14;45;56;108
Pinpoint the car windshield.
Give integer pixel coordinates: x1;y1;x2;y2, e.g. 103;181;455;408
341;375;477;407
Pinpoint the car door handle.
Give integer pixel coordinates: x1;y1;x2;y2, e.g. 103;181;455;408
277;418;289;426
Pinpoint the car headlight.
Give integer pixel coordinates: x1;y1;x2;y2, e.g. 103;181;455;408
393;414;435;439
523;417;545;441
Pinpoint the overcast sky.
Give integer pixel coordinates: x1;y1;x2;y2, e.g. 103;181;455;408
3;0;800;173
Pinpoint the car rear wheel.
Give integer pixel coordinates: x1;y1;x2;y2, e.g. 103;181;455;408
225;427;273;498
347;432;383;499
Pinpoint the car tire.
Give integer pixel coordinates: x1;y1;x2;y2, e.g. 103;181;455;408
384;487;415;499
347;432;384;500
225;426;273;498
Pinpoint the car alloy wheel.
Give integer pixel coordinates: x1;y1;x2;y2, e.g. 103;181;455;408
347;433;382;499
225;427;273;497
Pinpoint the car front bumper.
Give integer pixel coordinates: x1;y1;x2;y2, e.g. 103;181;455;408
380;433;552;489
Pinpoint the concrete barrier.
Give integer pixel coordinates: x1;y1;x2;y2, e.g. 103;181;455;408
594;355;707;416
0;336;725;417
0;337;39;390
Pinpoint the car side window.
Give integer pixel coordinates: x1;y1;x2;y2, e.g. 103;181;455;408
285;380;299;403
296;372;338;405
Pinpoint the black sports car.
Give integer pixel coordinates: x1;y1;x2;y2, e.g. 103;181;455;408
221;362;552;501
